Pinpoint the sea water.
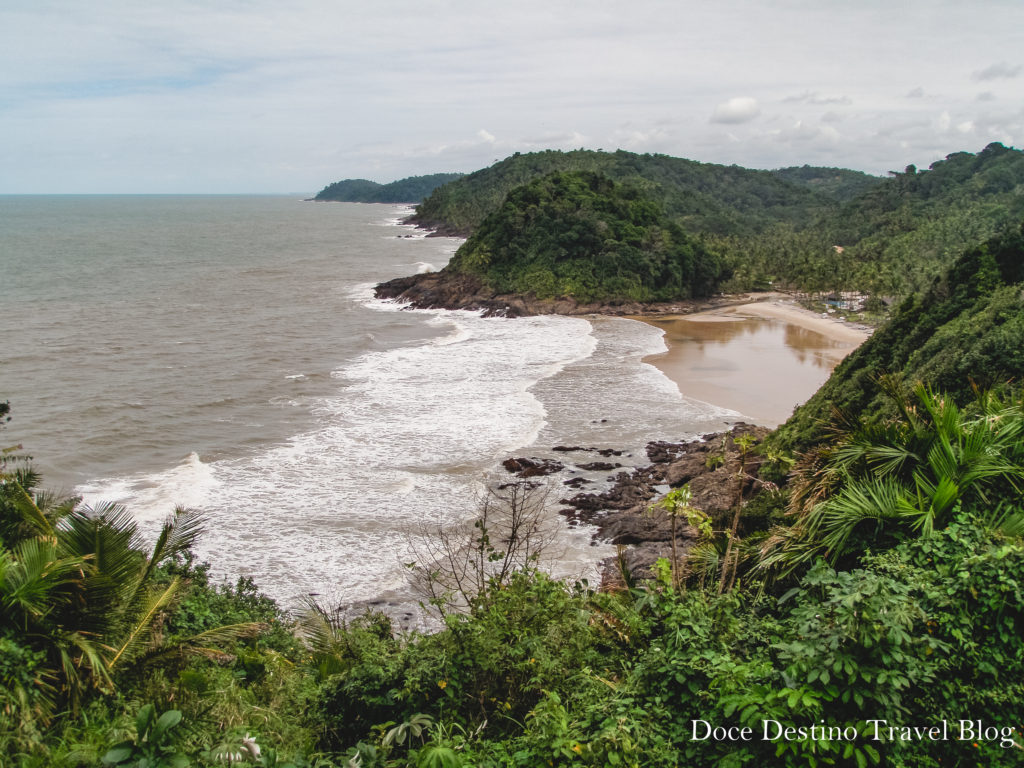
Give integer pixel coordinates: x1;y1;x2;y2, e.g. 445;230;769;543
0;196;736;615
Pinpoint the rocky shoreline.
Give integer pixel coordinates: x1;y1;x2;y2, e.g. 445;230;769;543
500;423;773;587
403;215;470;239
374;270;751;318
377;223;824;590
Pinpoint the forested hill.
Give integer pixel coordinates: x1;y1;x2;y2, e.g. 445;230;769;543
809;142;1024;294
774;217;1024;451
445;170;726;303
406;144;1024;297
313;172;464;203
769;164;884;202
410;149;877;237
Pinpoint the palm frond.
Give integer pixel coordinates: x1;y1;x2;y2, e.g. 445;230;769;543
4;477;56;540
0;540;82;624
981;503;1024;539
683;541;722;588
58;503;145;588
813;476;910;554
137;622;268;667
108;577;181;671
143;507;204;584
47;628;114;719
179;621;267;647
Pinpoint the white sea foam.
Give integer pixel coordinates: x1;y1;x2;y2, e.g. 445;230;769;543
78;307;600;608
345;282;381;303
78;452;220;523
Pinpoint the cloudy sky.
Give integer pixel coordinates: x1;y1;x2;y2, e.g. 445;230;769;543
2;0;1022;193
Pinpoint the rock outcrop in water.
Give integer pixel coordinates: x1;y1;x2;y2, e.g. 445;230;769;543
502;424;771;586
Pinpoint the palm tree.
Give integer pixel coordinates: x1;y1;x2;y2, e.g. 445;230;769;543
648;484;709;590
1;472;263;729
718;432;757;594
761;381;1024;577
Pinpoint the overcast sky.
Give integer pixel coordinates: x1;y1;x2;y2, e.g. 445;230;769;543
2;0;1022;193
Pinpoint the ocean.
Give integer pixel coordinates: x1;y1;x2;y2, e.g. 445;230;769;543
0;195;738;617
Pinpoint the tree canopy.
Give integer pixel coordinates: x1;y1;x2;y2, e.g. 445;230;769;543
313;172;464;203
445;170;726;303
406;144;1024;298
411;148;864;238
773;218;1024;451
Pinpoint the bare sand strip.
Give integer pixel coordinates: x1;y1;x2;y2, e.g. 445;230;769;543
691;300;871;345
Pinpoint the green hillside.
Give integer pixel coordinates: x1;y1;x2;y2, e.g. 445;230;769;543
774;218;1024;451
817;142;1024;294
411;149;853;237
313;172;464;203
770;164;884;203
409;144;1024;298
445;170;725;303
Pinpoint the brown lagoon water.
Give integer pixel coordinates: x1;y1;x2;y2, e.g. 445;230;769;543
640;313;855;426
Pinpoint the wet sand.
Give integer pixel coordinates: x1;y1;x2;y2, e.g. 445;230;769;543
635;301;870;427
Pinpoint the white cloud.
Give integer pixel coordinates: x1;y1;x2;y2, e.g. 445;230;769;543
609;124;674;152
2;0;1024;190
710;97;761;125
972;61;1022;81
785;91;852;105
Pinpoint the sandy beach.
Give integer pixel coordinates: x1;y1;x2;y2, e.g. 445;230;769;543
635;299;871;427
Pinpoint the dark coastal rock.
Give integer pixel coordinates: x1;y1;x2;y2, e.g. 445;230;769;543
544;424;775;584
663;452;710;486
687;470;739;521
551;445;625;457
599;541;700;590
563;476;592;488
577;461;620;472
502;457;564;478
601;507;703;545
561;469;658;516
401;215;470;239
374;269;749;318
646;439;706;464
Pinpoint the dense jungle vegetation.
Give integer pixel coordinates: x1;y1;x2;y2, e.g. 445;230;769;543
409;143;1024;298
410;149;869;238
313;174;464;204
445;170;726;302
773;219;1024;452
4;384;1024;765
7;152;1024;765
